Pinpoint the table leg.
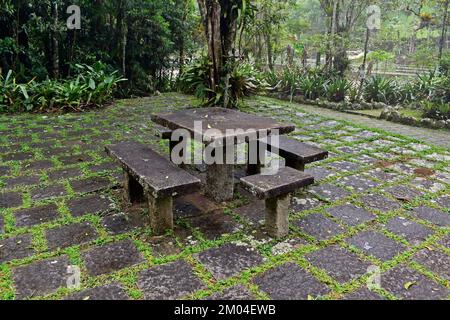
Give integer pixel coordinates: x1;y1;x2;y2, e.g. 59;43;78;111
205;145;235;202
247;140;266;175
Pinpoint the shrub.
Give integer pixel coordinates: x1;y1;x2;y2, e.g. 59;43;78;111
363;76;399;105
298;71;327;100
178;56;265;108
325;77;350;102
0;62;125;113
422;101;450;121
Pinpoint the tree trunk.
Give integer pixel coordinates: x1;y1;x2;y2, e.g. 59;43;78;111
316;52;321;67
197;0;241;108
266;33;274;71
116;0;128;76
51;1;59;79
438;0;449;60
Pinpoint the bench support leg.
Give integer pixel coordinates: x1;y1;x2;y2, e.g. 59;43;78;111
285;159;305;171
147;193;173;236
206;163;235;202
265;193;291;238
124;172;144;203
247;141;266;175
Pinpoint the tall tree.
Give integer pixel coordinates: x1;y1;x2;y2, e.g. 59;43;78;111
197;0;246;107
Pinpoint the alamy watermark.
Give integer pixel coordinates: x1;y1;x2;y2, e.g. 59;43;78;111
366;5;381;31
66;265;81;290
66;5;81;30
169;121;281;175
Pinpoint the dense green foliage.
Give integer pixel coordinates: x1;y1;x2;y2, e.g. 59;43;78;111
0;62;125;112
0;0;199;94
0;0;448;116
179;56;266;107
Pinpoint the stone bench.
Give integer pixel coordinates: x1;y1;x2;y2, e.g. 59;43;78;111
240;167;314;238
106;141;201;235
153;124;172;140
248;136;328;174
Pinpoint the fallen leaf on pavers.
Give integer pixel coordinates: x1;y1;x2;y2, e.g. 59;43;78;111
414;167;435;177
404;281;416;290
83;296;90;300
307;295;315;300
395;195;412;202
376;161;395;168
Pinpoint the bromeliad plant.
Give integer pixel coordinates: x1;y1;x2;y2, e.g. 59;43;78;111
325;77;350;102
178;56;266;108
363;76;400;105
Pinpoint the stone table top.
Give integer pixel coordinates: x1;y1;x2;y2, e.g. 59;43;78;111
152;107;295;144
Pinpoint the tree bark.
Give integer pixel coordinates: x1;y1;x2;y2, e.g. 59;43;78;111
438;0;449;60
51;1;59;79
197;0;241;107
116;0;128;76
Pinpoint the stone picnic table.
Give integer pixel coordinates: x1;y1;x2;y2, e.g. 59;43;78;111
152;107;295;202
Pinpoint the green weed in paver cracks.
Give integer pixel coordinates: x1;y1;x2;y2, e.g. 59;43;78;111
1;93;449;300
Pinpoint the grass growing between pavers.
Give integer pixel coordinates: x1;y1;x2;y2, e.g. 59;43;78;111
0;93;449;300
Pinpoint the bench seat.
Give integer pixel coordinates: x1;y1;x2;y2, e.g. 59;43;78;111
106;141;201;235
258;136;328;171
240;167;314;237
153;124;172;140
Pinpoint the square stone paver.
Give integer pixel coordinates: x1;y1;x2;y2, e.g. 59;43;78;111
23;160;54;171
234;200;265;225
138;260;204;300
82;240;144;276
4;175;41;189
346;231;406;261
434;195;449;209
102;212;146;235
174;198;203;219
0;234;34;263
0;192;23;209
304;167;335;181
342;287;385;300
327;161;362;172
46;222;98;251
385;217;434;245
47;168;83;181
360;194;401;212
71;177;112;194
384;185;423;202
366;169;403;183
31;184;67;201
64;283;130;300
253;262;329;300
411;206;450;227
13;255;70;299
205;285;255;300
411;177;445;193
413;249;449;281
382;265;448;300
438;235;450;249
339;175;380;192
0;166;10;176
291;194;325;213
310;184;351;202
58;154;92;166
293;213;345;241
195;243;264;280
327;204;376;226
68;195;113;217
14;204;60;227
188;211;241;240
306;245;371;284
